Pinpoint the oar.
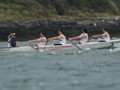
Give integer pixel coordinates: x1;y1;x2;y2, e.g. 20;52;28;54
69;40;82;50
0;46;9;51
28;42;38;51
0;46;8;49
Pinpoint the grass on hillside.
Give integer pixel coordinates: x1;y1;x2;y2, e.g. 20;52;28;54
0;0;119;20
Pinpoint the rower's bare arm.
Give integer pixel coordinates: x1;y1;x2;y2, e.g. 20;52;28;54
47;36;59;41
53;36;60;40
29;38;43;42
70;35;84;40
91;34;102;39
101;33;107;37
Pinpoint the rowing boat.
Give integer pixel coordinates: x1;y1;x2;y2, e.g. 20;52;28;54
0;39;120;52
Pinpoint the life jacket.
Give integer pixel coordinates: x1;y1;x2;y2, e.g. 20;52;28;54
9;38;16;47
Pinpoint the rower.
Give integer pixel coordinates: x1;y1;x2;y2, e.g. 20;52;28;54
28;32;46;48
91;28;110;42
8;33;17;48
47;30;66;45
69;29;89;44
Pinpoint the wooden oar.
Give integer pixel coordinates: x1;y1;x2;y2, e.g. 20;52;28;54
69;40;82;50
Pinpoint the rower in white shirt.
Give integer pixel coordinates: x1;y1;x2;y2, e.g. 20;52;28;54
91;28;110;42
28;32;46;48
69;29;89;44
47;30;66;45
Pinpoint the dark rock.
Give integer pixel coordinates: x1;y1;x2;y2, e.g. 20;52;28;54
0;18;120;41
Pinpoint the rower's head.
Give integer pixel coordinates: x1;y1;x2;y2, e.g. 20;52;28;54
82;29;88;33
40;32;45;37
102;28;107;33
58;30;63;35
10;33;16;38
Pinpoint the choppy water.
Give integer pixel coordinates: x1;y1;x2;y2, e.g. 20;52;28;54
0;42;120;90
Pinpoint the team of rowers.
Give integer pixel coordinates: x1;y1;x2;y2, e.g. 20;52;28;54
7;28;110;48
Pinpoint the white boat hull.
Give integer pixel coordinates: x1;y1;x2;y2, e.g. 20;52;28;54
0;39;120;52
76;42;112;49
0;46;35;52
9;46;35;52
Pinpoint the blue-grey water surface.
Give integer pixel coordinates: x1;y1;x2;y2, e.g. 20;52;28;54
0;41;120;90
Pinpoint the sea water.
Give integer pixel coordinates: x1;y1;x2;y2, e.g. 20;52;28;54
0;41;120;90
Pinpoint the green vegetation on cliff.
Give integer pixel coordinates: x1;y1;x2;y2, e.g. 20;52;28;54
0;0;120;20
